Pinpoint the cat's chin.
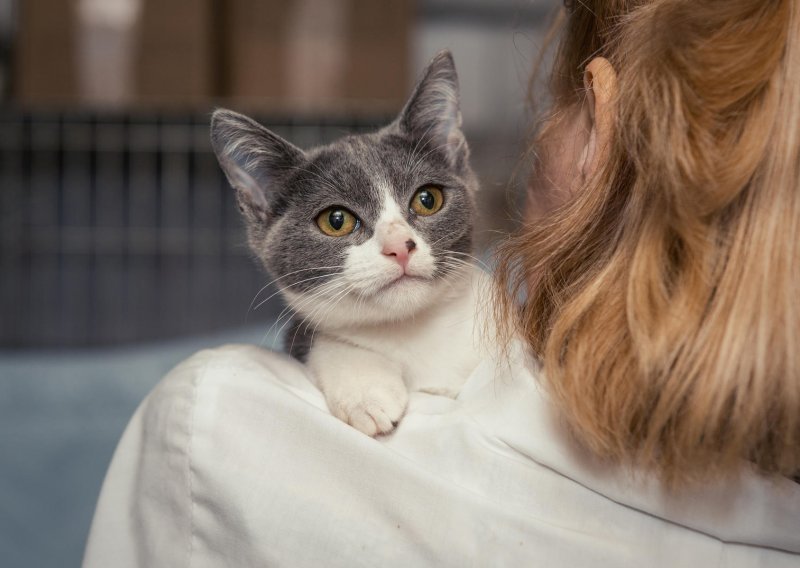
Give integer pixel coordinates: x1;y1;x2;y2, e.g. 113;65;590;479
285;271;468;328
366;275;439;314
339;277;441;325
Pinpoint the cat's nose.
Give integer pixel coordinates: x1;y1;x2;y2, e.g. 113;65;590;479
382;238;416;269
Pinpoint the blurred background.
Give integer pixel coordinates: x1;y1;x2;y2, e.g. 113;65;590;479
0;0;559;566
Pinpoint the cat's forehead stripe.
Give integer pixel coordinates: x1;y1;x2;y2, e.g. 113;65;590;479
376;182;406;225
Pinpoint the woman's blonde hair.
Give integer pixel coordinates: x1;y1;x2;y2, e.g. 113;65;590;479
495;0;800;485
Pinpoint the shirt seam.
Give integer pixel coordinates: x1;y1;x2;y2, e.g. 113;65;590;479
186;359;211;568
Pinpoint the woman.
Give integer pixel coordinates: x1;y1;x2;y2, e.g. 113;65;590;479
83;1;800;566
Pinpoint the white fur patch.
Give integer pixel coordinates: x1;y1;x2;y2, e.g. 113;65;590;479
341;184;437;308
280;184;444;329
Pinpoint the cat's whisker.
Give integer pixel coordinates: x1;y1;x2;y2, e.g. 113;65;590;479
265;304;299;346
436;260;473;280
252;271;347;313
437;254;474;268
438;270;470;285
427;232;461;248
303;280;354;332
306;283;358;345
438;255;472;266
273;282;343;347
247;265;346;314
437;259;471;271
284;279;351;324
440;269;473;284
264;276;350;343
286;277;352;323
300;297;342;347
254;279;336;340
442;250;491;271
290;280;355;351
255;276;338;318
275;308;307;348
262;301;299;348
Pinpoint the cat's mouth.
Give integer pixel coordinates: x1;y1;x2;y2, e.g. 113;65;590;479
377;273;430;293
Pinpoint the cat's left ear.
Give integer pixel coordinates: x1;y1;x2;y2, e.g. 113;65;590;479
397;50;468;172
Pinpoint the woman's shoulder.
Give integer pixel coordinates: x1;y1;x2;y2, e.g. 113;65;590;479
85;343;800;567
155;343;310;388
145;343;328;418
83;344;326;566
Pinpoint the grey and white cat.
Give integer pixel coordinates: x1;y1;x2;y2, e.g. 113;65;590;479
210;51;486;436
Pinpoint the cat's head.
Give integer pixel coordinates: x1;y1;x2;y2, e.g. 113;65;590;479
210;51;477;327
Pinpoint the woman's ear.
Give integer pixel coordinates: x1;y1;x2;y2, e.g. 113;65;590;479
579;57;618;180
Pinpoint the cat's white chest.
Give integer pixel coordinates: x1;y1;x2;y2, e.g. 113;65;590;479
304;268;489;436
340;269;488;396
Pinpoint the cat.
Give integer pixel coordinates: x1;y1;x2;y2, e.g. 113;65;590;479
210;51;487;436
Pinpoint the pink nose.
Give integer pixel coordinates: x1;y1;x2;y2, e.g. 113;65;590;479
382;238;417;269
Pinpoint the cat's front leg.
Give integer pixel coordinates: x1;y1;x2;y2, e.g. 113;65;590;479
308;337;408;436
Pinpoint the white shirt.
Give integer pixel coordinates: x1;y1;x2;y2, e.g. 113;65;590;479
83;344;800;567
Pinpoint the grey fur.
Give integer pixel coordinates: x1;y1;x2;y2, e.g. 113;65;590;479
210;51;478;357
283;319;315;361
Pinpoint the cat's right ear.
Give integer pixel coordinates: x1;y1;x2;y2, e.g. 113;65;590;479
210;109;305;221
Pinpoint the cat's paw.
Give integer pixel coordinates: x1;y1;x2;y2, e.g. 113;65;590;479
326;380;408;437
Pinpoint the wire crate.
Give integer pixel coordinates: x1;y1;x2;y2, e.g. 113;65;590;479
0;109;384;348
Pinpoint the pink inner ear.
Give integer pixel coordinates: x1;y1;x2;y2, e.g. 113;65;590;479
222;156;269;211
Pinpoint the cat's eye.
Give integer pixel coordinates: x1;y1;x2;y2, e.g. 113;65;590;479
410;186;444;216
316;208;360;237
